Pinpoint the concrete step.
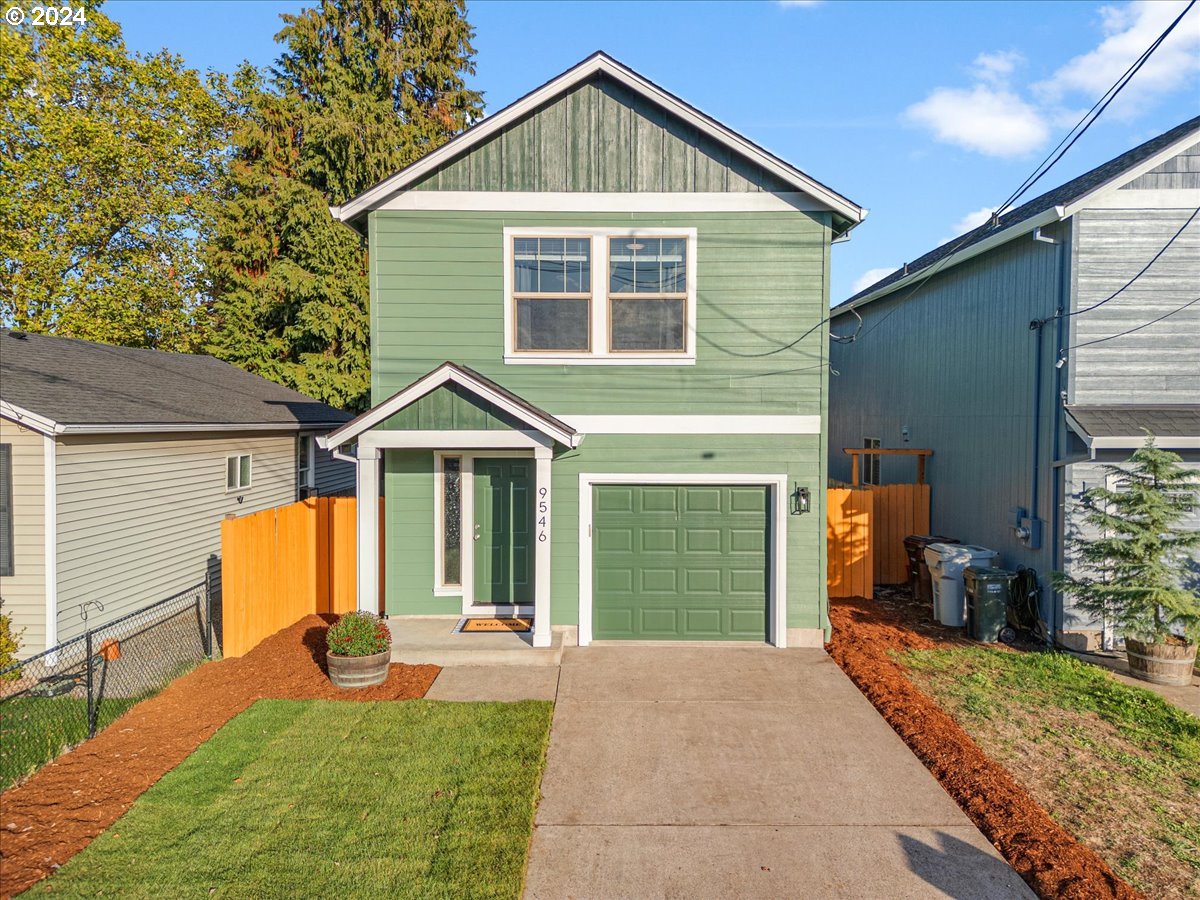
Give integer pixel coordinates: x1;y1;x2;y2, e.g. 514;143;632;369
388;617;567;668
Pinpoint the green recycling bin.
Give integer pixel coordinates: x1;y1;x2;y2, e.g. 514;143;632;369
964;566;1014;642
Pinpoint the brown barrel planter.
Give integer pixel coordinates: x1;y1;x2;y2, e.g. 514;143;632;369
327;649;391;689
1125;638;1198;687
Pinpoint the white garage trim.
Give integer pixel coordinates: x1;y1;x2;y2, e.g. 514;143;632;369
577;473;788;649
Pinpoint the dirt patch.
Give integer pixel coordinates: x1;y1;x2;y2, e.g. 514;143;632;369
0;616;438;898
827;593;1141;900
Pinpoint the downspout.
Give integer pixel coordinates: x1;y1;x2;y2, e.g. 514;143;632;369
1050;228;1071;648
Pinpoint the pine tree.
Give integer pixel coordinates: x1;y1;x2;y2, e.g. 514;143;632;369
206;0;483;410
1053;434;1200;645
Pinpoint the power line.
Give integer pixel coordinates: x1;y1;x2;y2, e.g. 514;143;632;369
996;0;1197;216
1066;295;1200;351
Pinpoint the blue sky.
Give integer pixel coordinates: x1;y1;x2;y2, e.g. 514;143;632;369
108;0;1200;303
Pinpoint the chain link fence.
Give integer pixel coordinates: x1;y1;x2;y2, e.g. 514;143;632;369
0;582;214;789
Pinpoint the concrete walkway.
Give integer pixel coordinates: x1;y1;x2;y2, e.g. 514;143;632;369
524;646;1034;899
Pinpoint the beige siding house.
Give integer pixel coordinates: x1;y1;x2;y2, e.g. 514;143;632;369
0;330;354;655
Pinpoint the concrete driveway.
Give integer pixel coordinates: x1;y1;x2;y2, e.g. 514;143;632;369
524;646;1034;899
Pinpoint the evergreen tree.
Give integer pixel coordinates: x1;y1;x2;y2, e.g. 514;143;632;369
0;4;223;350
1053;434;1200;645
206;0;482;410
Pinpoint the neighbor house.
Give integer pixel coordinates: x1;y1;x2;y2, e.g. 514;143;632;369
828;117;1200;650
0;330;355;654
320;52;866;650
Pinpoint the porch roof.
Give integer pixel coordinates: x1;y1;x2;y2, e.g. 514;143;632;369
1065;404;1200;451
317;362;580;450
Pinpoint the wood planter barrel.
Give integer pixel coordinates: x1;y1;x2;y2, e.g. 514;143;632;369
327;649;390;689
1125;638;1198;687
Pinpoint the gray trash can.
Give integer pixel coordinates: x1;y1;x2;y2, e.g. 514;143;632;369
923;544;1000;627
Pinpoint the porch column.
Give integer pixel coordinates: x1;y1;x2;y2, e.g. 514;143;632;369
357;446;381;614
533;447;552;648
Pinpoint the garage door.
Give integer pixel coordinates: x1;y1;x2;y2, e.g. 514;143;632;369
592;484;769;641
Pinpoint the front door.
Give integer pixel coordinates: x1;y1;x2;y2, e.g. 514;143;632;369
472;458;534;606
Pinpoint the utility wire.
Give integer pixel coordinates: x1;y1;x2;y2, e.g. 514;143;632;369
1066;295;1200;351
996;0;1196;216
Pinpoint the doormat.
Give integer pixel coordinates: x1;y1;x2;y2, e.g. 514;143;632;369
456;617;533;634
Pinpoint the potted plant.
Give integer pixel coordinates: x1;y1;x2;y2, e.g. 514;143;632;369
325;612;392;689
1053;434;1200;686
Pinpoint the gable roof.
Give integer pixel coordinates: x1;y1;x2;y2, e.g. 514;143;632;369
318;362;580;449
331;51;866;231
0;330;351;435
834;115;1200;316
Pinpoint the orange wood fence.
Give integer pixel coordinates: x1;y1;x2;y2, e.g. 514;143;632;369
827;484;931;598
220;496;380;657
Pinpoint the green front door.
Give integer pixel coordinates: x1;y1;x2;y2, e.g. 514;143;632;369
473;458;533;605
592;484;769;641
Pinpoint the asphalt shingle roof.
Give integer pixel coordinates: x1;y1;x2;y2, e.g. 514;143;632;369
837;115;1200;310
1067;405;1200;439
0;330;351;430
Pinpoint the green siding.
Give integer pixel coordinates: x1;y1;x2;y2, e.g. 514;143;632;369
411;76;792;194
381;383;526;431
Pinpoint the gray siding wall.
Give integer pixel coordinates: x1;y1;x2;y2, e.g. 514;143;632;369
1069;207;1200;404
412;75;791;194
313;440;355;495
1119;141;1200;190
828;225;1069;599
0;417;47;654
54;432;299;644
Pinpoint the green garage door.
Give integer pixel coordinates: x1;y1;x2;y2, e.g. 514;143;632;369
592;484;769;641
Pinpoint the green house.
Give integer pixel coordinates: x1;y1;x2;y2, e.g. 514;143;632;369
320;53;865;650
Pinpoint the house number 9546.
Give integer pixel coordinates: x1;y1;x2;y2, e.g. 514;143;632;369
537;486;548;542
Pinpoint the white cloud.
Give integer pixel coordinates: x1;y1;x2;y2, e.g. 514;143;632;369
943;206;996;242
1035;1;1200;119
905;85;1050;157
973;50;1024;83
852;267;899;295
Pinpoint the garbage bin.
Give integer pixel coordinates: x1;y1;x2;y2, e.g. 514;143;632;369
903;535;960;606
923;544;999;627
964;566;1015;642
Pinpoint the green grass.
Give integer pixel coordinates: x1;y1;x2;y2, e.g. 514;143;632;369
1;695;138;790
30;699;554;899
903;647;1200;897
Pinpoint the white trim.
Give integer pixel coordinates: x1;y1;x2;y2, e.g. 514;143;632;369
297;434;315;492
356;446;381;613
561;414;821;434
433;452;465;596
333;53;865;225
362;430;552;450
503;226;698;365
319;363;579;449
1;402;57;436
1063;410;1200;452
376;191;833;213
533;446;553;648
224;453;253;492
577;473;788;649
43;433;57;651
1085;188;1200;210
1061;132;1200;217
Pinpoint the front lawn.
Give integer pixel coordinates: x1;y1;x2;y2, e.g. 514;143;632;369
903;647;1200;898
32;699;553;899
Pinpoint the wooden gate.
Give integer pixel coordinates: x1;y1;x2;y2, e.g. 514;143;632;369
827;484;931;598
220;496;379;657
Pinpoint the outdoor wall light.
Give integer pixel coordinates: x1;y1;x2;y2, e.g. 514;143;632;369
791;484;811;515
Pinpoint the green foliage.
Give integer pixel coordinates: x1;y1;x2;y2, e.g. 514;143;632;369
1053;434;1200;645
326;611;391;656
0;602;23;680
206;0;484;410
0;3;224;351
40;700;553;896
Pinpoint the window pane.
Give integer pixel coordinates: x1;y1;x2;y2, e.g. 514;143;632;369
516;297;590;351
443;457;461;586
239;455;251;487
610;298;685;351
513;237;590;294
227;457;238;490
609;237;687;294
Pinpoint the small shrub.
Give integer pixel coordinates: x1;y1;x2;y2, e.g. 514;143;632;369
326;612;390;657
0;600;24;681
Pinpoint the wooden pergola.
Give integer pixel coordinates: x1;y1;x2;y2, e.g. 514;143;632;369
843;447;934;486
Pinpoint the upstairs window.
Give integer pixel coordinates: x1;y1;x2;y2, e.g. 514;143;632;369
505;228;696;365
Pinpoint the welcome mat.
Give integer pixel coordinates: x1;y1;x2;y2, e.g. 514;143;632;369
456;617;533;634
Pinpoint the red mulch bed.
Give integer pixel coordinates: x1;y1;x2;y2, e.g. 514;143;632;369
827;592;1142;900
0;616;438;898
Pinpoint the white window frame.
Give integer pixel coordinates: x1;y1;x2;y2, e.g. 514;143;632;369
297;435;315;492
863;438;881;486
226;453;252;492
502;226;698;366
